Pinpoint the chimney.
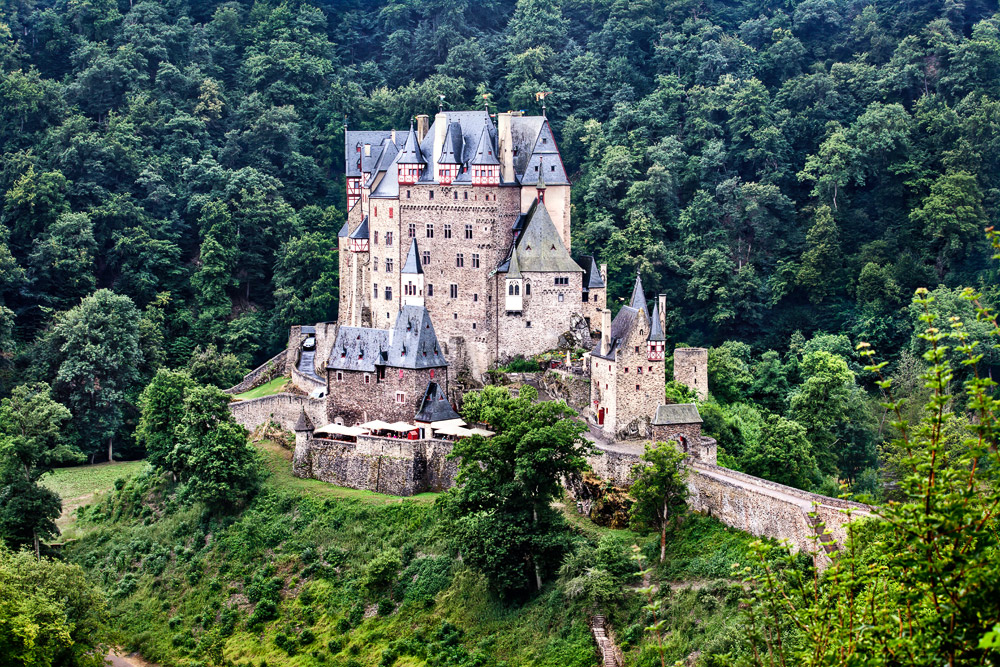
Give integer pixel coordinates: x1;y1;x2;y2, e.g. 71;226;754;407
391;129;396;143
658;294;667;333
415;114;429;142
432;111;448;178
600;263;608;285
364;143;371;157
601;309;612;357
497;112;516;183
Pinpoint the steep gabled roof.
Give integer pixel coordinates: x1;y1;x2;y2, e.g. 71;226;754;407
328;326;390;373
506;247;522;279
402;239;422;274
386;306;448;369
438;123;462;164
652;403;702;426
414;381;460;423
349;216;369;240
470;126;500;165
591;306;640;362
648;302;666;342
365;138;400;187
629;272;649;319
510;200;582;273
397;124;426;164
338;220;350;238
345;130;394;177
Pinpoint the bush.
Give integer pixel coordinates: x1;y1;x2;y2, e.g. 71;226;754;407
377;598;394;616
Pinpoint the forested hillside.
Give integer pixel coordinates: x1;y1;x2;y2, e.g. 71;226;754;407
2;0;999;462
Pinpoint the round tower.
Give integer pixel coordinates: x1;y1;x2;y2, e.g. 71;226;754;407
673;347;709;401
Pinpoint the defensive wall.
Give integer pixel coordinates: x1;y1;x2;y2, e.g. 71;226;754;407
586;443;873;564
229;393;327;433
224;350;288;395
293;434;458;496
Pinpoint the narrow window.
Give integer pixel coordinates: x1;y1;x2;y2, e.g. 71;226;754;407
374;206;378;216
386;258;393;273
444;224;452;239
456;254;464;268
472;253;479;268
558;293;564;302
374;231;379;244
373;257;378;272
385;286;392;300
373;283;378;298
525;283;531;295
389;207;393;218
408;223;415;238
427;284;433;296
386;232;393;246
407;190;411;199
450;284;458;298
474;293;479;302
364;374;370;384
636;384;640;391
422;250;430;266
526;321;532;328
464;192;468;200
429;191;434;200
465;224;473;239
426;224;433;238
336;371;343;382
453;191;458;200
395;391;405;403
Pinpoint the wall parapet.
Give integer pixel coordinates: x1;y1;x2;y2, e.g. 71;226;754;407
225;349;288;395
229;393;326;433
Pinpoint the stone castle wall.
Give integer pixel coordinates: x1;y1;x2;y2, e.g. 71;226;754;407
229;394;327;432
295;435;458;496
326;366;446;425
225;349;288;395
497;272;588;361
674;348;709;400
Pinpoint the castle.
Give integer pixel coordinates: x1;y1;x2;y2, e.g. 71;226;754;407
229;107;715;491
339;110;604;378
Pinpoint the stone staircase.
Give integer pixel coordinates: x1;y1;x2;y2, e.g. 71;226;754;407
591;614;621;667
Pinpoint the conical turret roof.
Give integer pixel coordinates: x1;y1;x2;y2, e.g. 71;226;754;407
438;123;462;164
294;408;313;432
470;126;500;166
397;123;426;165
648;302;666;342
629;271;649;319
507;247;522;279
402;239;423;274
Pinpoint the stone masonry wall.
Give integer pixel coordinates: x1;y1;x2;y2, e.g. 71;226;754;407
651;423;702;446
325;366;447;425
674;348;709;400
225;349;288;395
612;309;665;441
229;394;327;432
295;435;458;496
497;271;587;361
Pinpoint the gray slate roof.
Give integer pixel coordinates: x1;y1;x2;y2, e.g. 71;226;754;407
345;130;396;177
502;200;582;274
414;381;460;423
438;123;462;164
648;303;665;342
652;403;702;425
338;220;350;238
328;306;447;372
397;125;426;164
349;216;369;240
470;126;500;165
386;305;448;369
581;256;605;289
294;409;314;432
328;326;390;373
591;305;639;361
402;239;422;274
629;273;649;319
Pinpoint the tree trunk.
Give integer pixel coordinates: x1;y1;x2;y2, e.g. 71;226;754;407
33;531;40;559
660;500;668;562
532;505;543;590
107;436;114;463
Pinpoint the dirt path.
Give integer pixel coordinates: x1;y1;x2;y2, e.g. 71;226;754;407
106;649;158;667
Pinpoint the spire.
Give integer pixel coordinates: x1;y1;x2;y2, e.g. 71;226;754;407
294;408;313;432
470;125;500;165
507;247;522;280
648;302;666;342
397;121;426;164
438;122;461;164
402;238;423;274
629;271;649;319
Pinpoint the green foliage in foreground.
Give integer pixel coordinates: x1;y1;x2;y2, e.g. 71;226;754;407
0;545;107;667
62;438;770;667
740;280;1000;666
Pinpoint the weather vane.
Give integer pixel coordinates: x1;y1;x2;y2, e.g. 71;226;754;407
535;91;553;116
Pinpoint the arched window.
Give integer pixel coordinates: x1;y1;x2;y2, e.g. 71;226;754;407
525;283;531;296
508;283;514;295
515;284;520;295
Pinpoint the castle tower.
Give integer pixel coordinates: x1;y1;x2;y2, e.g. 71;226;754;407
292;408;314;478
629;271;649;319
437;123;461;185
401;239;424;307
470;125;500;185
674;347;709;400
397;122;426;185
647;301;666;361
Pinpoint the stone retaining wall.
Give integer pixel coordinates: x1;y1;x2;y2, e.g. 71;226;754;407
294;435;458;496
225;350;288;395
229;393;326;432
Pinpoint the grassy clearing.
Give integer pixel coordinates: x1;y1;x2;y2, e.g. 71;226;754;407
234;376;290;400
42;460;146;533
